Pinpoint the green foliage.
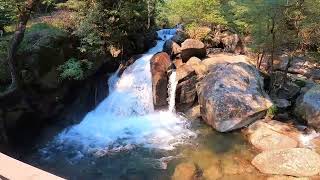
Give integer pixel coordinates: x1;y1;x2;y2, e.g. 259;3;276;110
158;0;226;27
72;0;159;56
267;105;278;118
57;58;92;80
19;23;67;53
0;0;18;28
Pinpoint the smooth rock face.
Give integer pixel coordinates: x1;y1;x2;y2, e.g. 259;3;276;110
247;120;298;151
150;52;172;109
186;57;207;76
172;162;197;180
252;148;320;177
197;62;273;132
295;85;320;129
181;39;206;62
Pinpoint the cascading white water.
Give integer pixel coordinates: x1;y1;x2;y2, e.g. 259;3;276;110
49;29;196;155
168;71;178;112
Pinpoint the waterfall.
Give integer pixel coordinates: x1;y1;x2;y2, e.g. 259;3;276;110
168;70;178;112
44;28;196;157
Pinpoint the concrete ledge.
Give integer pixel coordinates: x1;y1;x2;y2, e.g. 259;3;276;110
0;153;65;180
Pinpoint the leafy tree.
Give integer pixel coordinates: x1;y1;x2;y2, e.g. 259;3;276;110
158;0;227;27
0;0;18;30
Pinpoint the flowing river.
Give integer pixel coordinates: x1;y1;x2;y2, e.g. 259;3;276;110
23;29;259;179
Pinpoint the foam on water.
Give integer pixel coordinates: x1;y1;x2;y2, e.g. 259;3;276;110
168;71;178;112
47;29;196;155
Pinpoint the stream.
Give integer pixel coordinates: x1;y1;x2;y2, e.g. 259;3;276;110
22;29;259;180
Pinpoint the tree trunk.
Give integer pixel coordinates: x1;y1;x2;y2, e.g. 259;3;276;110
7;0;40;90
269;17;276;74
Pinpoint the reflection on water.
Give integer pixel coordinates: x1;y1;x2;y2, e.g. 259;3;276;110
23;120;265;180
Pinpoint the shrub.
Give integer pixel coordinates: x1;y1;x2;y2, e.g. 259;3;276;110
57;58;92;80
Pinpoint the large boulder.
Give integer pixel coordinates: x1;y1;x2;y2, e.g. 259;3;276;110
247;120;298;151
150;52;172;109
181;39;206;62
252;148;320;177
197;62;273;132
163;40;181;58
295;85;320;129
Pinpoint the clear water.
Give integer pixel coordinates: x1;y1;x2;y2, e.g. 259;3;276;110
21;29;265;179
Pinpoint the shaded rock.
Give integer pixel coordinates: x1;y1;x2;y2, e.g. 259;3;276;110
277;82;300;99
172;30;188;44
273;98;291;109
181;39;206;62
252;148;320;177
295;85;320;129
163;40;181;58
277;55;320;80
186;57;207;76
176;75;198;110
150;52;172;109
247;120;298;151
184;105;201;120
197;62;272;132
172;162;197;180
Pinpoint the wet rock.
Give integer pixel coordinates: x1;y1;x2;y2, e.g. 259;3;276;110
186;57;207;77
295;85;320;129
172;162;197;180
247;120;298;151
181;39;206;62
176;75;198;110
252;148;320;177
150;52;172;109
118;54;143;76
197;62;273;132
163;40;181;58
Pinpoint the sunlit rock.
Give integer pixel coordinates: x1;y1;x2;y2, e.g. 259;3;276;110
150;52;172;109
295;85;320;129
186;57;207;77
181;39;206;62
252;148;320;177
197;62;273;132
247;120;298;151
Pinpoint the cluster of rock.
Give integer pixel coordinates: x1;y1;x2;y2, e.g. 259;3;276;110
152;30;273;132
150;28;320;179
